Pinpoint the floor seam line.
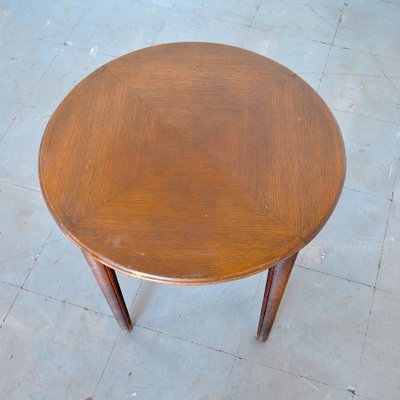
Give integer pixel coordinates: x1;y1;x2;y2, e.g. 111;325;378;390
331;108;400;125
92;330;123;396
0;179;40;192
241;0;261;46
317;1;344;92
21;226;56;289
20;286;115;320
236;353;351;393
296;264;374;288
0;287;21;328
354;195;393;389
92;279;143;395
133;322;235;357
0;226;55;327
168;6;252;28
221;357;237;399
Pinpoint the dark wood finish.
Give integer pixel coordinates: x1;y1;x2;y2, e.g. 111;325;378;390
257;253;298;342
39;42;345;285
82;251;132;332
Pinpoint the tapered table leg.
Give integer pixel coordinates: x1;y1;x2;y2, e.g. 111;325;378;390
257;252;298;342
82;251;132;332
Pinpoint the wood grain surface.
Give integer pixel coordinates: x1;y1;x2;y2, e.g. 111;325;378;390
39;42;346;285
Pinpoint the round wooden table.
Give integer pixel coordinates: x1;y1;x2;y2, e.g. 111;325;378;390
39;43;345;342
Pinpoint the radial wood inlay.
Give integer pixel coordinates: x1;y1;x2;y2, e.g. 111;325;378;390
39;42;346;285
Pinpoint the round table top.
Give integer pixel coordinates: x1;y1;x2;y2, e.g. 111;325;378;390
39;42;345;285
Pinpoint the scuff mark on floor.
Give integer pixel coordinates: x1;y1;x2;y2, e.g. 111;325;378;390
357;208;373;223
300;376;320;391
89;46;99;56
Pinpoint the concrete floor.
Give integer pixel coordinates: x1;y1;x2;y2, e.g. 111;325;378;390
0;0;399;399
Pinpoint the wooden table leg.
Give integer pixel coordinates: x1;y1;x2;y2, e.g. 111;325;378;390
82;251;132;332
257;252;298;342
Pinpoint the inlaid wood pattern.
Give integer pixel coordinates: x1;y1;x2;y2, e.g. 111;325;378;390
39;42;346;284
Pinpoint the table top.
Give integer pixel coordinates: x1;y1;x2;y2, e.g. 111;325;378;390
39;42;345;285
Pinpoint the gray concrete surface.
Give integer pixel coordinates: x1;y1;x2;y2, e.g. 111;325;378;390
0;0;399;399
